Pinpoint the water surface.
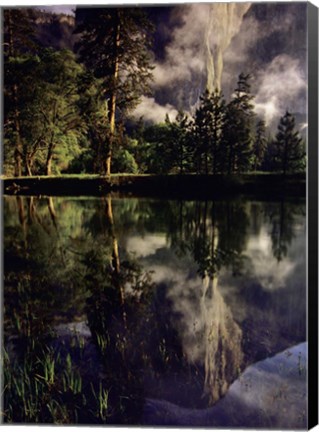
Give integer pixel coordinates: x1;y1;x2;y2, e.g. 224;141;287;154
3;195;307;427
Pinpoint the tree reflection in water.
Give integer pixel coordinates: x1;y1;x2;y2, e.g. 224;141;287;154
166;200;246;404
2;195;306;426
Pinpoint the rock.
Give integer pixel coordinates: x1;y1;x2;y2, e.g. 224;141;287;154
143;342;307;429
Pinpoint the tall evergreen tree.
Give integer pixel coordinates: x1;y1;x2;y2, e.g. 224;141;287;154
192;90;225;175
253;119;267;171
142;120;174;174
209;92;226;175
75;72;110;174
130;117;148;173
222;73;255;174
75;7;154;176
272;111;306;175
193;90;213;174
169;111;191;174
261;134;277;173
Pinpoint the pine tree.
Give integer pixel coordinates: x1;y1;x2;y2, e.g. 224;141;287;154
209;92;226;175
169;111;191;174
272;111;306;175
222;73;255;174
253;119;267;171
76;71;110;174
192;90;225;175
75;7;154;176
193;90;212;174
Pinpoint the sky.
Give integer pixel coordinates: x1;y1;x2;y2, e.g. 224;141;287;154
37;5;75;14
2;1;312;129
131;2;308;128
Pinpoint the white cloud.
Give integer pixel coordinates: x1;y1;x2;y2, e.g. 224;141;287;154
131;96;178;123
253;97;281;126
245;226;296;290
254;54;307;124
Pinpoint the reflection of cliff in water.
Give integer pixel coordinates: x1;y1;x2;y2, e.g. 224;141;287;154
167;272;243;406
163;199;305;407
167;210;244;405
201;273;243;404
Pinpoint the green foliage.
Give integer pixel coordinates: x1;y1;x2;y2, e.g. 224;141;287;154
75;7;154;174
192;90;226;174
113;148;139;174
75;7;154;113
3;46;86;176
271;111;306;175
74;71;111;173
3;54;38;175
142;122;176;173
36;48;87;175
222;74;255;174
170;111;192;174
2;339;110;424
133;113;193;175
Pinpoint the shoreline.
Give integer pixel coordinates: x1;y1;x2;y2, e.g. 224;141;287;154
2;173;306;199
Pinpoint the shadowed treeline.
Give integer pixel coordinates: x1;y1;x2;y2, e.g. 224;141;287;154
3;172;306;199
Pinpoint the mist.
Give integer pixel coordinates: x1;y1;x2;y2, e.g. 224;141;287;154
254;54;307;126
131;3;307;127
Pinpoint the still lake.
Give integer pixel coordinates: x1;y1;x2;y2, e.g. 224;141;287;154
3;195;307;427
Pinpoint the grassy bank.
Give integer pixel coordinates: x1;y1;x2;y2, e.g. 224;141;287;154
2;173;306;199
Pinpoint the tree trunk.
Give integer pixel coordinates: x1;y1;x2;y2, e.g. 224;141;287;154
205;151;209;175
13;123;23;177
179;140;183;174
17;196;27;249
12;83;23;177
105;196;126;326
47;197;58;229
227;146;233;175
212;136;217;175
46;146;54;176
25;155;33;176
105;14;121;177
46;132;55;175
106;196;120;275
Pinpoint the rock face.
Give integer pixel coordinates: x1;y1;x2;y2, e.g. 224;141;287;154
34;11;78;50
143;342;307;429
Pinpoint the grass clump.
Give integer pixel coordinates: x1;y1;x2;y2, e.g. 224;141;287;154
1;337;110;425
